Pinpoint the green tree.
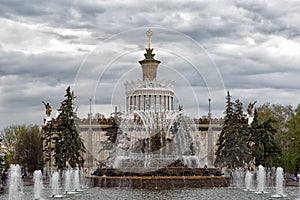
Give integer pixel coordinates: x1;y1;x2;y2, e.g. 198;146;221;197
0;125;26;168
215;92;251;169
15;125;44;173
215;91;234;168
286;104;300;173
231;99;251;167
257;103;293;132
256;103;293;170
53;86;85;169
250;109;281;168
0;138;4;171
41;119;56;167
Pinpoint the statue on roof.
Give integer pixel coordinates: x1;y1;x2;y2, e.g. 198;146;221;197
146;29;153;50
42;101;52;117
247;101;257;116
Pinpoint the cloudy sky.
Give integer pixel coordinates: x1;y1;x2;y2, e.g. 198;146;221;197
0;0;299;130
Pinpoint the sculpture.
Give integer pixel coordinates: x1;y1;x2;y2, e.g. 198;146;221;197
42;101;52;117
247;101;257;116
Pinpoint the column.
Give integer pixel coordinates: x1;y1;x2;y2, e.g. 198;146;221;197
143;95;146;111
164;96;166;111
134;96;136;110
138;96;141;110
126;96;129;113
148;95;151;110
167;96;170;110
159;95;162;113
130;96;133;113
151;95;155;111
141;95;144;111
156;95;159;113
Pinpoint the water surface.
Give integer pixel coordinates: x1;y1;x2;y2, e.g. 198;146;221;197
1;186;300;200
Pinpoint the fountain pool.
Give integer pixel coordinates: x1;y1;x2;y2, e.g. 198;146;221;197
1;186;300;200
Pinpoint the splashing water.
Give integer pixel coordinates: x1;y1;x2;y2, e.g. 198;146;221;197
74;169;81;191
245;170;252;191
8;164;23;200
51;171;60;197
272;167;286;197
33;170;43;199
111;110;202;172
64;169;72;193
256;165;266;193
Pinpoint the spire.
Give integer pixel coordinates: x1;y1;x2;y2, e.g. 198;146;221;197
139;29;160;81
140;29;160;62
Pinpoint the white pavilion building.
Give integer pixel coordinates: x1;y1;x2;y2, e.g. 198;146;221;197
124;30;174;113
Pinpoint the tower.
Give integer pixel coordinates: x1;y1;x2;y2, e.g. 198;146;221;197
124;30;174;113
139;30;160;81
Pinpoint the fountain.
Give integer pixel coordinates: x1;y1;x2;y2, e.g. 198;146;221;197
233;168;244;188
51;171;63;198
298;180;300;200
244;170;253;191
255;165;267;193
110;110;202;172
90;110;230;188
272;167;286;197
74;169;81;192
8;164;23;200
33;170;43;199
64;169;72;194
63;168;82;194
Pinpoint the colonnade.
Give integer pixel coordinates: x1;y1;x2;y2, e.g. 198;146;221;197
126;94;173;113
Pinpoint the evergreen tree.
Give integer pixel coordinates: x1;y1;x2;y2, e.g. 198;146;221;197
250;109;281;168
215;92;251;169
53;86;85;169
230;100;251;168
215;91;234;168
0;138;4;171
41;119;56;166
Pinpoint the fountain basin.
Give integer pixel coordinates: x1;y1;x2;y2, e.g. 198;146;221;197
87;175;230;189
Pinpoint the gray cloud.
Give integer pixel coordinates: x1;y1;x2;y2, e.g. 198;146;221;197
0;0;300;129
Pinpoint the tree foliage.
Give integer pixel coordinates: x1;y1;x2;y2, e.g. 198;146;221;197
256;103;294;172
15;125;44;173
0;125;26;168
215;91;233;168
0;125;44;172
215;92;251;169
41;119;56;165
250;109;281;168
53;86;85;169
216;98;296;171
0;138;4;171
285;104;300;173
